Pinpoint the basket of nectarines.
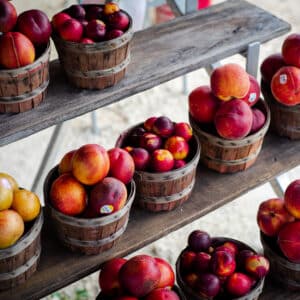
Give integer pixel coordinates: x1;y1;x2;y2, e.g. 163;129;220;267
115;116;201;212
0;1;51;113
189;63;270;173
176;230;269;300
257;179;300;290
0;172;43;290
44;144;136;255
260;33;300;140
50;2;133;90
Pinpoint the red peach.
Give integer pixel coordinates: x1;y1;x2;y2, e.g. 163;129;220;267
144;117;157;132
81;37;94;44
58;18;83;42
155;257;175;288
284;179;300;218
257;198;294;237
119;255;161;297
108;148;135;184
211;250;236;277
58;149;76;174
194;252;211;273
282;34;300;68
0;0;17;32
189;86;220;123
250;108;266;134
271;66;300;106
90;177;127;216
152;116;174;138
188;230;212;252
140;133;162;152
51;12;72;31
99;257;127;296
216;242;239;257
145;288;180;300
180;250;196;271
150;149;174;172
103;2;120;15
17;10;52;46
195;273;221;298
240;75;260;107
245;255;269;279
0;32;35;69
214;99;253;140
130;148;150;171
260;53;286;84
173;159;186;170
72;144;110;185
165;136;189;160
211;63;250;101
174;122;193;141
86;5;103;21
106;11;130;31
66;5;86;20
50;173;87;216
226;273;252;297
128;127;146;147
106;29;123;40
86;19;106;42
236;249;255;269
278;221;300;262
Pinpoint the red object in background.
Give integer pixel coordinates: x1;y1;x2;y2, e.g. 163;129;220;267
198;0;211;9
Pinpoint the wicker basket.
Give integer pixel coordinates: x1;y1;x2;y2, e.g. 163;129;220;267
0;210;43;290
52;6;133;90
261;80;300;140
44;166;136;255
116;123;201;212
190;99;270;173
176;237;265;300
0;43;50;113
260;232;300;291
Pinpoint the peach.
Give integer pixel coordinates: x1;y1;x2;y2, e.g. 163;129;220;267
153;116;174;138
108;148;135;184
194;252;211;273
0;172;18;191
130;148;150;171
145;288;180;300
66;4;86;20
106;29;123;40
174;122;193;141
81;37;94;44
173;159;186;170
211;250;236;276
226;273;252;297
278;221;300;262
51;12;71;31
150;149;174;172
72;144;110;185
189;86;220;123
240;75;260;107
211;63;250;101
282;34;300;68
250;108;266;134
188;230;211;252
86;19;106;42
284;179;300;218
50;173;87;216
155;257;175;288
257;198;294;237
106;11;130;31
180;250;196;271
0;177;13;211
0;0;17;32
183;272;198;288
0;209;24;249
17;9;52;46
90;177;127;216
0;32;35;69
128;127;146;147
119;255;161;297
140;133;162;152
58;18;83;42
58;149;76;174
260;53;286;84
144;117;157;132
214;99;253;140
103;2;120;15
216;242;239;257
195;273;221;298
245;255;269;279
236;249;255;269
86;5;103;21
99;257;127;296
271;66;300;106
165;136;189;160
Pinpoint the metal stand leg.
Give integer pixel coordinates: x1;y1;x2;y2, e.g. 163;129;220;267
182;74;188;95
205;62;222;76
91;111;100;135
245;42;260;78
269;178;284;198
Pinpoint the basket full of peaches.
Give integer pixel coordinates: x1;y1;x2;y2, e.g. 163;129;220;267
189;63;270;173
0;0;51;113
51;2;133;89
44;143;136;255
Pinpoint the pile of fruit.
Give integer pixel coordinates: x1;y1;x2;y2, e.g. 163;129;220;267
177;230;269;298
257;179;300;263
0;0;51;69
121;116;194;173
261;33;300;106
189;63;267;140
97;254;181;300
51;2;130;44
0;173;41;249
50;144;135;218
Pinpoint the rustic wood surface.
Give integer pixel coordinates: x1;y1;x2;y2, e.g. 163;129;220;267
1;132;300;299
0;0;290;146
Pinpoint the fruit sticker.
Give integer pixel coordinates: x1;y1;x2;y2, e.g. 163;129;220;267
249;92;257;103
279;73;288;84
100;205;114;214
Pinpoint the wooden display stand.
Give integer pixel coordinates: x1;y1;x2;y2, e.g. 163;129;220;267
0;1;298;299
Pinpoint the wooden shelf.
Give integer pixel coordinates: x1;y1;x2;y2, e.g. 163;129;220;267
1;133;300;300
0;0;290;146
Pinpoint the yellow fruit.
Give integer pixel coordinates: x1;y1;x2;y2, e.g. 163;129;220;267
0;172;19;191
12;189;41;222
0;209;24;249
0;177;13;211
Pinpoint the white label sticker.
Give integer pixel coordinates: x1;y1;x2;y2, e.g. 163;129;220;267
280;74;288;84
249;93;257;103
100;205;114;214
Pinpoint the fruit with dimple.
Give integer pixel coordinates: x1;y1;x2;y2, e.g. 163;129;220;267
226;272;252;297
0;177;13;211
188;230;211;252
150;149;174;172
58;149;76;174
58;18;83;42
140;133;162;152
216;241;239;257
144;288;180;300
284;179;300;218
250;108;266;134
282;34;300;68
152;116;174;138
0;0;17;33
0;173;18;191
51;12;72;31
66;4;86;20
244;254;269;279
195;273;221;298
211;250;236;277
239;75;260;107
130;148;150;171
128;127;146;147
106;11;130;31
260;53;286;84
155;257;175;288
236;249;255;269
86;19;106;42
165;136;189;160
144;117;157;132
174;122;193;141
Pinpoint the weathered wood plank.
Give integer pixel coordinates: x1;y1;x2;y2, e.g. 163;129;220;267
1;132;300;300
0;0;290;146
